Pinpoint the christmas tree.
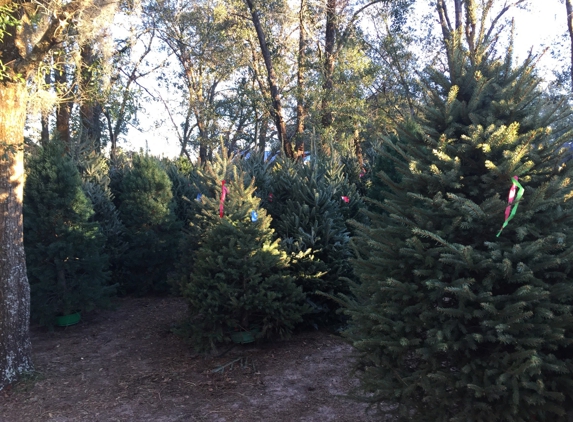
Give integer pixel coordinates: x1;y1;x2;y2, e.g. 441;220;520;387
343;37;573;421
24;142;113;326
75;150;128;285
118;153;182;295
180;154;307;352
262;156;358;324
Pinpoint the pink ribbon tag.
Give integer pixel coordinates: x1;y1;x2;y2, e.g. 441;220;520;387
504;176;518;220
341;196;350;203
219;180;228;218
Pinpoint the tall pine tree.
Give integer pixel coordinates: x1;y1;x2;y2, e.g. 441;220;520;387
343;31;573;422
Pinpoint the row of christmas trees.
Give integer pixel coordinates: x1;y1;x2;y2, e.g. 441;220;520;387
22;141;363;343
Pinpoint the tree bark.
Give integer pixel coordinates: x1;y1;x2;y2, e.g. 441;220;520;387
353;126;364;170
41;68;51;146
566;0;573;91
244;0;293;159
321;0;336;129
41;112;50;146
55;65;72;147
0;81;33;390
80;45;102;149
258;113;269;154
295;0;307;158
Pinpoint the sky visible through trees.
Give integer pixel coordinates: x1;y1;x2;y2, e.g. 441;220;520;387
21;0;566;159
131;1;564;158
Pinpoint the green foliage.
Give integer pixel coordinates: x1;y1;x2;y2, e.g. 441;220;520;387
365;136;404;206
118;153;182;295
179;154;307;352
0;4;22;81
261;155;361;324
74;149;128;285
163;156;200;224
343;41;573;421
24;142;114;326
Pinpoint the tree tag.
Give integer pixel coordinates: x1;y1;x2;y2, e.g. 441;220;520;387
496;176;524;237
220;180;228;218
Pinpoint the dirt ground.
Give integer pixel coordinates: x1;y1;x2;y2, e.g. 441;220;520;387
1;297;379;422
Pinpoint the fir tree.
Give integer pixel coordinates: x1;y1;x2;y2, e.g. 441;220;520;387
180;154;307;352
163;156;199;225
365;136;404;207
262;156;358;324
118;153;182;295
75;150;128;285
24;142;113;326
343;39;573;421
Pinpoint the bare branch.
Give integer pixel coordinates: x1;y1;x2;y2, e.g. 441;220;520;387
484;0;527;42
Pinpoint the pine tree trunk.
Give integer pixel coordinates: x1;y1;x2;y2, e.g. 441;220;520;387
295;0;307;158
566;0;573;91
258;113;268;154
0;81;33;391
321;0;336;129
41;68;51;146
55;66;71;147
244;0;293;159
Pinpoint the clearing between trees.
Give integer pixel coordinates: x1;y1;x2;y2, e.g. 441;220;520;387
1;297;377;422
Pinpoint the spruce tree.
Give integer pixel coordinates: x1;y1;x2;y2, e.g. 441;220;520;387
24;142;113;326
118;153;181;295
180;154;307;352
343;39;573;421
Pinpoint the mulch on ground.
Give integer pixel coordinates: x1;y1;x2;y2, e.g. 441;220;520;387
1;297;378;422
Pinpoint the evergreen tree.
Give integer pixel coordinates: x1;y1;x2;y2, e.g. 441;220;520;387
365;136;404;207
24;142;113;326
263;156;358;324
118;153;181;295
343;40;573;421
180;154;307;352
75;150;128;285
163;156;200;226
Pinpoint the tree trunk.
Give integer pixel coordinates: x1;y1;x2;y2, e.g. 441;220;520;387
244;0;293;159
321;0;336;129
353;126;364;170
0;81;33;391
41;111;50;146
55;66;71;147
80;45;102;149
295;0;307;158
258;113;269;154
41;69;51;146
566;0;573;91
104;110;117;160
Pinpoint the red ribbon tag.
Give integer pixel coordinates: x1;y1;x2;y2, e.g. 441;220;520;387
268;193;273;202
341;196;350;203
220;180;228;218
